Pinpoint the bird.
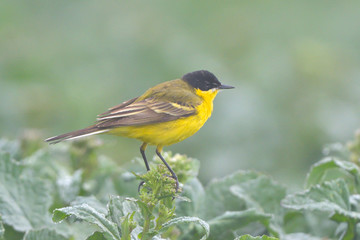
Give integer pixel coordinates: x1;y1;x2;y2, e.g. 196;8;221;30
45;70;234;191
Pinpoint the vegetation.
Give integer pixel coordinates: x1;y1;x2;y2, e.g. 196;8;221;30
1;129;360;239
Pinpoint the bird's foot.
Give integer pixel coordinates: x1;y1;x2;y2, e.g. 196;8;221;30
138;181;146;193
138;175;179;193
163;173;179;193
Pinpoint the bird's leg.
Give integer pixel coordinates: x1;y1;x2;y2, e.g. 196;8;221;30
140;142;150;171
156;146;179;192
138;142;149;192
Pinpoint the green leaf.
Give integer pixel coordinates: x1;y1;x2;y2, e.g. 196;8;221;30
87;231;108;240
282;233;323;240
282;179;359;220
208;209;272;240
22;149;58;180
71;196;108;215
107;196;141;228
51;197;108;239
107;196;143;239
177;171;285;239
229;175;286;236
230;175;286;215
23;228;67;240
0;139;20;159
57;169;83;203
176;177;205;217
305;157;360;193
282;179;359;239
235;234;279;240
161;216;209;240
201;171;261;220
200;172;285;238
0;219;4;240
350;194;360;213
0;152;53;232
120;212;137;240
54;220;101;240
282;211;337;238
53;204;121;240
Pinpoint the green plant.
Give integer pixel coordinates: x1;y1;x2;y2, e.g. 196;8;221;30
1;130;360;239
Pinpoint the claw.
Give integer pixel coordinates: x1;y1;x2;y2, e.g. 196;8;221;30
174;177;179;193
156;148;179;192
167;174;179;192
138;181;145;193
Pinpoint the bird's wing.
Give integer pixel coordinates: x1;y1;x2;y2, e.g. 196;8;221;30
95;90;200;128
97;97;138;117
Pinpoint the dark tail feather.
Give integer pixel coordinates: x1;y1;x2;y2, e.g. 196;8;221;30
45;126;108;144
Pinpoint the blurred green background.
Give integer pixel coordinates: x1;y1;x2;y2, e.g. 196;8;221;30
1;1;360;188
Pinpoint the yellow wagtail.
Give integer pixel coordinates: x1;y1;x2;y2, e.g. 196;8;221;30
46;70;234;190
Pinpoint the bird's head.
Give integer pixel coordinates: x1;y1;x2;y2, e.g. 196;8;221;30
182;70;234;91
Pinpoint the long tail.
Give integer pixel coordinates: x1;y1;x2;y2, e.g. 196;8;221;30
45;126;109;144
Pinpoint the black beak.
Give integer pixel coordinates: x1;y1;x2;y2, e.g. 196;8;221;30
219;84;234;89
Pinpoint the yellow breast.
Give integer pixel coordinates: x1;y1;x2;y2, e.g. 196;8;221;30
109;88;218;146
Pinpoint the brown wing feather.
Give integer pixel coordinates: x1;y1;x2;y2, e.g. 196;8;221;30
95;79;201;128
98;97;138;117
95;98;196;128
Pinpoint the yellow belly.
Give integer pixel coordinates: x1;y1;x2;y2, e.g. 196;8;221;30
108;89;217;146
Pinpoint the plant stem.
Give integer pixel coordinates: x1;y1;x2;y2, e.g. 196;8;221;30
121;234;130;240
341;220;356;240
141;205;154;240
142;219;151;240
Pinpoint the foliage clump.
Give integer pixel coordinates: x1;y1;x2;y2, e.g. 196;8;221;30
2;129;360;239
348;129;360;165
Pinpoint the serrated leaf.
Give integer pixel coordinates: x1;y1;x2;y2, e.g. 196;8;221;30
282;179;359;239
305;157;360;193
283;179;360;221
229;175;286;236
23;228;67;240
282;233;324;240
208;209;272;240
0;139;20;159
176;178;205;217
282;210;337;238
53;204;120;240
202;171;261;220
119;212;137;240
107;196;142;240
71;196;108;216
22;149;58;180
86;231;107;240
230;175;286;215
57;169;83;203
0;220;4;240
52;198;108;239
350;194;360;213
0;152;53;232
161;216;209;240
54;220;100;240
235;234;279;240
107;196;141;229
